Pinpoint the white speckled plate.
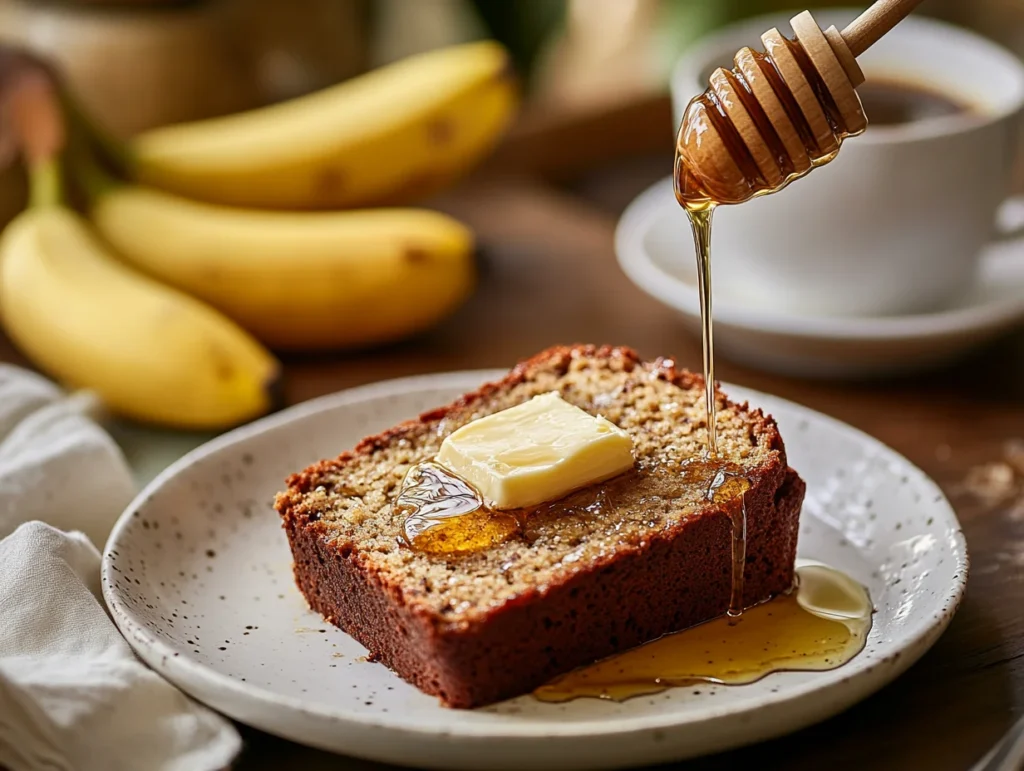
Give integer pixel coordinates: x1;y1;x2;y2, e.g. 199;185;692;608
101;372;967;770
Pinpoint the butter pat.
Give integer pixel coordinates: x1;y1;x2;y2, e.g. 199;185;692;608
436;392;634;510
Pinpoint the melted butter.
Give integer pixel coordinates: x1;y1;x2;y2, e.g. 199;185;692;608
396;462;520;555
397;457;752;563
533;561;872;703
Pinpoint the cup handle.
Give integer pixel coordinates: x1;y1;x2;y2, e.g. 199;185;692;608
995;194;1024;242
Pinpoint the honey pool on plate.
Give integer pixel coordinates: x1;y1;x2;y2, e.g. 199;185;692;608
534;561;872;703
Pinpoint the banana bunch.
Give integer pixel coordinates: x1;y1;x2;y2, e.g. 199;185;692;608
0;42;517;429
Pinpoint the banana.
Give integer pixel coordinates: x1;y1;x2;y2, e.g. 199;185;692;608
0;205;280;428
127;41;517;209
89;184;476;351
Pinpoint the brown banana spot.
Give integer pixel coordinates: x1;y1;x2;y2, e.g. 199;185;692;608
404;247;431;265
207;342;237;382
313;167;347;202
426;118;456;146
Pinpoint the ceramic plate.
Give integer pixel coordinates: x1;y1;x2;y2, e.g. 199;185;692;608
102;372;968;770
616;178;1024;379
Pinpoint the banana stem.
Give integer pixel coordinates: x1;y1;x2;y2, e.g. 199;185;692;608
28;157;63;209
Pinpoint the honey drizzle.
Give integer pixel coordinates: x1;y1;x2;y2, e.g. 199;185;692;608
689;206;718;457
675;29;868;623
727;492;747;619
533;561;872;703
701;462;750;618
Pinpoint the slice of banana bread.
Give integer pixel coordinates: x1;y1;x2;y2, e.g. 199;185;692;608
275;345;804;708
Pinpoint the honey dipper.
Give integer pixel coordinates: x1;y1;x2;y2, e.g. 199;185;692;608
675;0;926;207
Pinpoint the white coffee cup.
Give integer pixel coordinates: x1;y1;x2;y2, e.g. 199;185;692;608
670;10;1024;317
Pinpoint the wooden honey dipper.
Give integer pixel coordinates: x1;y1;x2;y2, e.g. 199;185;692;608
675;0;926;208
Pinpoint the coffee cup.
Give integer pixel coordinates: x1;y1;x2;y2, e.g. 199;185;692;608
670;10;1024;317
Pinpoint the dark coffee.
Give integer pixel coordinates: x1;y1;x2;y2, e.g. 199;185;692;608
858;78;973;126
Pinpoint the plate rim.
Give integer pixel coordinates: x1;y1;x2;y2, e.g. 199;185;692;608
102;370;969;742
615;176;1024;341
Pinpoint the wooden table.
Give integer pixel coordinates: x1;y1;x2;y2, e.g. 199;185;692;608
4;97;1024;771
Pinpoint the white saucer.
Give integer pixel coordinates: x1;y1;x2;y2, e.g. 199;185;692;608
102;372;966;769
616;177;1024;379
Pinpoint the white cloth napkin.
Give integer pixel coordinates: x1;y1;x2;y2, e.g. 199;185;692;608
0;365;242;771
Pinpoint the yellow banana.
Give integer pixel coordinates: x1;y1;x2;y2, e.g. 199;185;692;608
89;184;476;351
0;205;280;428
127;41;517;209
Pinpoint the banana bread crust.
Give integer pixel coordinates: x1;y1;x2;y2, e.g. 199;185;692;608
276;345;804;708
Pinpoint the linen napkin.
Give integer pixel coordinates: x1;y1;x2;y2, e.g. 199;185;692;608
0;364;242;771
